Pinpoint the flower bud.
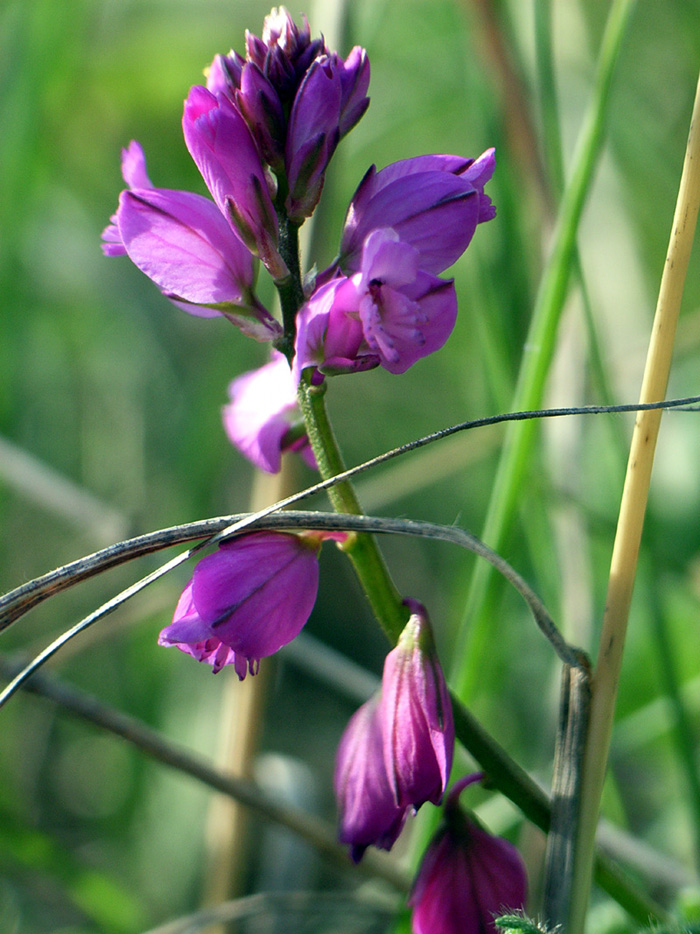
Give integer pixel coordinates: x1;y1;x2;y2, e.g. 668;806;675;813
379;600;454;809
409;777;528;934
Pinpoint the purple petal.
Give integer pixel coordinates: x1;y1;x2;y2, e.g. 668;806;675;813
101;216;126;256
206;51;244;96
120;140;153;189
343;172;479;275
191;533;319;659
360;228;419;288
337;46;370;137
116;187;256;306
410;820;527;934
223;353;311;473
355;265;457;375
334;695;408;862
182;87;286;277
237;62;285;167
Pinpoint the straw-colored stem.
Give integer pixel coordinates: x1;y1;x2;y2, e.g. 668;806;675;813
568;68;700;934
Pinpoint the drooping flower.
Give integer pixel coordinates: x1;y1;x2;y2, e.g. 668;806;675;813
409;776;528;934
334;694;408;863
379;599;454;810
334;599;453;861
102;141;281;341
336;149;496;277
223;351;316;473
158;531;344;678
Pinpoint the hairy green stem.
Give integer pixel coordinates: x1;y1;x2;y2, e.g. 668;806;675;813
274;210;407;643
296;377;407;642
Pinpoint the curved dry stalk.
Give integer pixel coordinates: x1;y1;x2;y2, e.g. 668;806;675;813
0;655;409;894
3;396;699;631
0;510;582;711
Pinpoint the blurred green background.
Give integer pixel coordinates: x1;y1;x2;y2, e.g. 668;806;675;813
2;0;700;931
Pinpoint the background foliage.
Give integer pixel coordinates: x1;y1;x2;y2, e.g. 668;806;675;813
2;0;700;931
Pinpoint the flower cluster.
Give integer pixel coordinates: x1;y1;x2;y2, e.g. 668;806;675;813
103;6;494;474
103;8;514;930
334;602;454;861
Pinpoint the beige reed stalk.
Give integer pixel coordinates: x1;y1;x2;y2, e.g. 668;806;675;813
568;69;700;934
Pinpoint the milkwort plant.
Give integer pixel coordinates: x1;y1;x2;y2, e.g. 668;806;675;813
100;7;526;928
3;3;700;934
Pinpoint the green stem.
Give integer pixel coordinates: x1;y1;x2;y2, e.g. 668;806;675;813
274;209;407;644
296;375;407;642
450;0;637;702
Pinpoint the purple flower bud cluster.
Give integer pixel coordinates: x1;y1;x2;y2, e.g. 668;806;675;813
409;775;528;934
206;10;369;221
102;6;494;475
334;602;454;862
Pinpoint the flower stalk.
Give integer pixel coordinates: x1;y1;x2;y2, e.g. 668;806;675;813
568;65;700;934
296;372;407;642
269;178;408;644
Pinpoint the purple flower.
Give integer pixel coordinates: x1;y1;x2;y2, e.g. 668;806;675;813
294;228;458;378
102;142;281;341
380;600;454;810
337;149;496;276
291;275;379;382
158;531;344;678
182;86;288;280
223;351;316;473
409;777;527;934
355;228;458;374
334;694;408;863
